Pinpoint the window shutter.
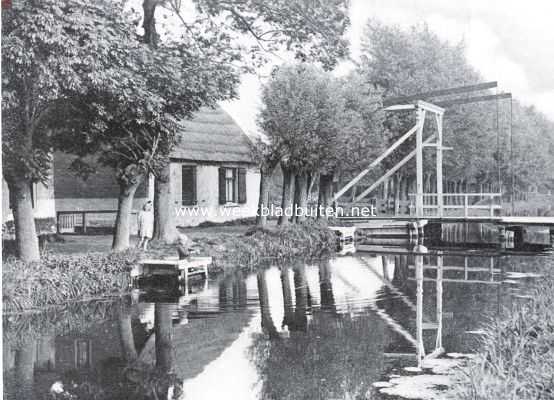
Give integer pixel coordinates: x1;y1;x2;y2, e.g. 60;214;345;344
238;168;247;204
181;166;197;205
218;168;226;204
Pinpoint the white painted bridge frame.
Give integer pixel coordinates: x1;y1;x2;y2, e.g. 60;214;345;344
334;100;447;218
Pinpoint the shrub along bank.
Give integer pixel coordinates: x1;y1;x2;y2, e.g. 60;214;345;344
3;220;336;313
2;251;139;313
453;255;554;400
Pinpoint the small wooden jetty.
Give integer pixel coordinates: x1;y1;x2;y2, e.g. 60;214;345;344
131;256;212;283
329;226;356;255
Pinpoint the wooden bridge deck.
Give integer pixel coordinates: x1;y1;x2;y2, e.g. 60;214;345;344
339;216;554;227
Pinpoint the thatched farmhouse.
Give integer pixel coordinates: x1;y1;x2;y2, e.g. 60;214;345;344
2;107;260;232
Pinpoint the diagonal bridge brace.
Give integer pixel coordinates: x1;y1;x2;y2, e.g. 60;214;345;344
353;134;436;202
333;124;419;201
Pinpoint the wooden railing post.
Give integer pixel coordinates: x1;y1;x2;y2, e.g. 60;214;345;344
82;211;87;234
415;108;426;218
489;195;494;217
464;194;469;217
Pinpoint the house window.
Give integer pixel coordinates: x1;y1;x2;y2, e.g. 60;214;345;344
225;168;235;203
219;167;247;205
181;166;197;205
74;339;91;368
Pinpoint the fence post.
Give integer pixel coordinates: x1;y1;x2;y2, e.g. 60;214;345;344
464;195;468;217
489;195;494;217
82;211;87;234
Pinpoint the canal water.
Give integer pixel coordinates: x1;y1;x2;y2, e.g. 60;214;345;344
3;247;552;400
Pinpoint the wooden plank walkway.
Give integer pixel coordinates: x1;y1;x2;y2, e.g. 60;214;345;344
355;244;551;257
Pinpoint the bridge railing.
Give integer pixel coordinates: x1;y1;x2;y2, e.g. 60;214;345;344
408;193;502;217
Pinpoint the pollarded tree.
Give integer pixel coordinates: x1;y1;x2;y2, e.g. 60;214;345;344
1;0;153;261
258;63;340;224
316;72;384;212
250;137;283;227
140;0;351;236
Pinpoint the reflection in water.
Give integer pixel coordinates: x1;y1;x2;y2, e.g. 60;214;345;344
3;250;549;400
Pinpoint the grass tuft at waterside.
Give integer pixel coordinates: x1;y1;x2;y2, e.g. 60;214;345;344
453;255;554;400
2;250;139;313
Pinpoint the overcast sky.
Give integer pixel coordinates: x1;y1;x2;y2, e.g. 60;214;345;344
223;0;554;136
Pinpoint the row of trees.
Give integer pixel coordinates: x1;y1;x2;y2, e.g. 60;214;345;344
256;65;383;225
256;21;554;224
2;0;351;261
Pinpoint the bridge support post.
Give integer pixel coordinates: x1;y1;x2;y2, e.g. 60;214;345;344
435;114;443;218
416;108;426;218
415;254;425;367
497;226;506;250
435;253;443;352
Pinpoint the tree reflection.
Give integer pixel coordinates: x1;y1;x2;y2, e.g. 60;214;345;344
257;269;280;339
280;265;295;331
290;264;309;332
13;339;36;400
2;299;185;400
250;262;387;400
154;303;173;372
118;302;138;363
319;261;336;312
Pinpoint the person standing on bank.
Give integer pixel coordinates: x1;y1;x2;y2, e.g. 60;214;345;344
137;201;154;251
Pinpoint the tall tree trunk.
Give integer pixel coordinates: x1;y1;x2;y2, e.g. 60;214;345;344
142;0;160;46
143;1;177;243
256;164;276;227
153;164;178;243
279;165;295;226
317;173;334;218
7;179;40;261
294;172;309;223
155;302;173;372
112;180;140;252
425;173;431;205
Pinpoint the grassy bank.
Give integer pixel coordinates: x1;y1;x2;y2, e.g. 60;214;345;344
176;219;335;271
2;251;139;313
453;255;554;399
2;220;335;313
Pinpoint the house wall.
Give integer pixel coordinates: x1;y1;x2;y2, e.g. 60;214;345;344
171;162;260;227
2;176;56;224
50;157;260;230
53;151;150;212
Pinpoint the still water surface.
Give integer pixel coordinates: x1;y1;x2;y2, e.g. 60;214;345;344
3;248;550;400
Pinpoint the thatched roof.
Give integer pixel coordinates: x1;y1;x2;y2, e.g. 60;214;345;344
171;106;255;164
